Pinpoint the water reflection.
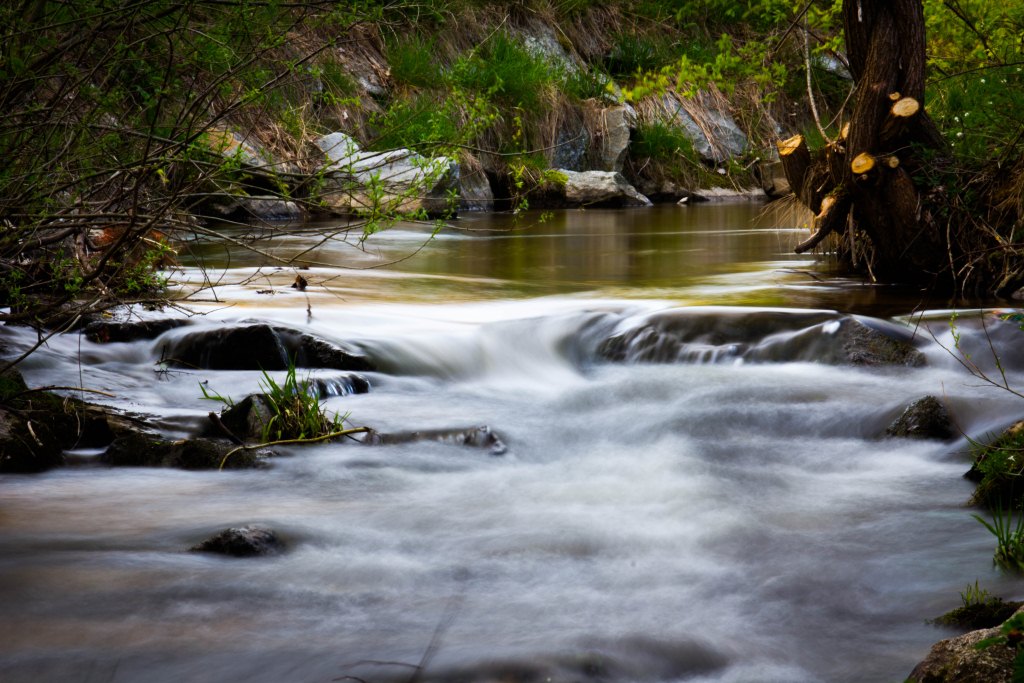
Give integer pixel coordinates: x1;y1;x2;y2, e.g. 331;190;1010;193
178;203;979;314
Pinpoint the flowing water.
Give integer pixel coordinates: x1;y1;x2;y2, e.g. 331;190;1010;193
2;203;1024;682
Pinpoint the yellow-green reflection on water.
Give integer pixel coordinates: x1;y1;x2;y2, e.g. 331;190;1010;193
177;203;947;314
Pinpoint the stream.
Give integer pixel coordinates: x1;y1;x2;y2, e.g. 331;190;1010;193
2;203;1024;682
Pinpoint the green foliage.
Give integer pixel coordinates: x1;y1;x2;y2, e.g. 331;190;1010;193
605;32;676;76
934;581;1022;629
370;95;464;150
450;32;556;109
974;505;1024;572
925;1;1024;163
258;363;347;442
562;67;612;101
970;427;1024;510
387;35;444;89
633;122;697;162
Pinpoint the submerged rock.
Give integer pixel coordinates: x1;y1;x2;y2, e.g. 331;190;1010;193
160;323;374;371
886;396;954;440
359;425;507;455
908;607;1024;682
191;524;285;557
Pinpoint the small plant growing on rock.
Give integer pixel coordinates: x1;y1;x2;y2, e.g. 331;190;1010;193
934;581;1023;629
257;363;346;442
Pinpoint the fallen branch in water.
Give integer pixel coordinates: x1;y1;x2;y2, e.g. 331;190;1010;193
217;426;373;470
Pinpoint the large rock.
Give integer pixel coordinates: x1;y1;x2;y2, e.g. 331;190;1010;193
459;167;495;212
0;369;121;473
191;524;285;557
559;170;652;208
594;104;637;172
551;117;590;171
160;323;375;372
85;318;192;343
907;608;1023;682
598;308;926;367
886;396;954;440
643;91;747;163
315;132;458;217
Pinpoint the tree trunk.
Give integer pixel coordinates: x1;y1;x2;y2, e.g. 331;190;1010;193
781;0;949;284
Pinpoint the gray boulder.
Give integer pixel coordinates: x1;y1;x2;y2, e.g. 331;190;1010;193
315;132;458;217
594;104;637;172
459;167;494;212
644;91;747;163
560;170;652;208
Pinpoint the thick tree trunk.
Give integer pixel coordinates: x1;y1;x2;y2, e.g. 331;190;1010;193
781;0;949;284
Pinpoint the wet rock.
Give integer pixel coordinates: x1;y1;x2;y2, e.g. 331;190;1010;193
162;324;287;370
191;524;285;557
102;433;266;469
212;394;276;442
598;309;926;367
886;396;954;440
360;425;507;456
0;405;66;473
84;318;192;343
933;598;1023;631
598;308;839;364
289;330;374;371
907;607;1024;682
836;316;926;367
160;323;374;372
559;170;652;208
310;373;370;399
315;132;459;218
0;369;120;473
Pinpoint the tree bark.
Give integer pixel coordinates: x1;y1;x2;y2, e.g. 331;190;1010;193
785;0;950;284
